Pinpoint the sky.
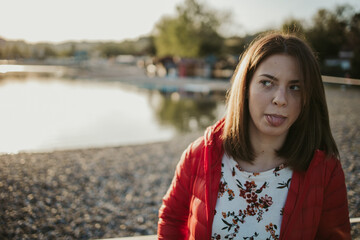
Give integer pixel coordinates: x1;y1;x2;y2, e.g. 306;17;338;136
1;0;359;43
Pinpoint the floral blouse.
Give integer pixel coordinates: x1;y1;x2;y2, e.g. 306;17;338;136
211;154;293;240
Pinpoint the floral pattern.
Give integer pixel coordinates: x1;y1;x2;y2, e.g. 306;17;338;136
211;155;292;239
265;223;279;240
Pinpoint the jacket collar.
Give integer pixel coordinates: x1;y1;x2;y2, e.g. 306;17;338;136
203;118;225;146
203;118;225;238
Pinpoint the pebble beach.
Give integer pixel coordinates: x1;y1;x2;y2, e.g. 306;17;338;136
0;82;359;239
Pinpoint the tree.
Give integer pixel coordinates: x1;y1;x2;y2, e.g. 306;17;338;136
8;45;24;59
306;6;349;62
224;36;246;56
139;36;156;56
154;0;225;57
155;16;200;57
43;46;57;58
348;13;360;78
303;5;360;77
281;19;305;35
98;43;123;58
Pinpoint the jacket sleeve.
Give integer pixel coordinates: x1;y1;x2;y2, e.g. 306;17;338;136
157;141;198;239
316;158;351;239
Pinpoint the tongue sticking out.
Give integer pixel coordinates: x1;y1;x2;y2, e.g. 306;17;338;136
266;115;286;127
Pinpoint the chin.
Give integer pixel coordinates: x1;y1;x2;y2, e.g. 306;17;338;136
261;126;289;138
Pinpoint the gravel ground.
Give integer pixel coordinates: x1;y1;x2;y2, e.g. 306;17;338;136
0;83;359;239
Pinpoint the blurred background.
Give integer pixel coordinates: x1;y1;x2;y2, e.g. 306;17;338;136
0;0;359;153
0;0;359;239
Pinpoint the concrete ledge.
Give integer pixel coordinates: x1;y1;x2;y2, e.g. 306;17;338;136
322;75;360;86
98;235;157;240
350;217;360;224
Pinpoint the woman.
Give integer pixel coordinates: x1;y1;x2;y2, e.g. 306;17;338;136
157;32;351;239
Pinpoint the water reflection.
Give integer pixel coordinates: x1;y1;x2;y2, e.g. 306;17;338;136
0;68;226;153
0;65;71;81
0;77;176;153
149;92;225;132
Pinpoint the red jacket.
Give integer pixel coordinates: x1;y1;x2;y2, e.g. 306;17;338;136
158;119;351;239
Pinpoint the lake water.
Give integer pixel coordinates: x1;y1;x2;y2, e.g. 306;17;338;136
0;66;226;154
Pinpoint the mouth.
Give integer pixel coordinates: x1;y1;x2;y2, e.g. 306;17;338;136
265;114;287;127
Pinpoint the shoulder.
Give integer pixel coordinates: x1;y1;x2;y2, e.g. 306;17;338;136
183;118;225;161
308;150;345;186
189;135;206;156
311;150;342;171
176;118;225;174
180;136;205;164
176;136;206;174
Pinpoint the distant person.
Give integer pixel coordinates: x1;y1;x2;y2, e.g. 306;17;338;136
157;32;351;239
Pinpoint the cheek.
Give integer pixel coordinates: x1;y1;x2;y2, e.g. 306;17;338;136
251;93;269;110
248;95;265;121
291;99;302;119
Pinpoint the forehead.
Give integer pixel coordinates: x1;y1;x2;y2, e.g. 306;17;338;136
254;54;301;80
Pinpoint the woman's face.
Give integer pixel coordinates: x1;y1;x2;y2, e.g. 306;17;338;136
248;54;302;140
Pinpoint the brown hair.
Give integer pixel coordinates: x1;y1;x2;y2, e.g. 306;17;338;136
222;32;339;171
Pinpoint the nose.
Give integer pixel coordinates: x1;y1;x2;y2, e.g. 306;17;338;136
272;88;287;107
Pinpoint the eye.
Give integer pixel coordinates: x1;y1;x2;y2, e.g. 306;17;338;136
289;85;300;91
260;80;272;87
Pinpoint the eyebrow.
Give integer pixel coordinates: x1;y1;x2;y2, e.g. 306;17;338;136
259;74;300;83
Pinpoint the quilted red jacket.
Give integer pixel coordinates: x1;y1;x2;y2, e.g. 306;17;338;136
158;119;351;239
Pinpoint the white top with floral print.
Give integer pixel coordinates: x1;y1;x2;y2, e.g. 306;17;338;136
211;154;293;240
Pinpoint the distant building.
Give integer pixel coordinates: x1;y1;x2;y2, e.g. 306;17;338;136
324;50;354;75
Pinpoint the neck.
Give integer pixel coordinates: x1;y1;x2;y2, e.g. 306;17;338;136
239;123;287;173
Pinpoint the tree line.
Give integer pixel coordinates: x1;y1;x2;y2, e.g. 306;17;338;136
153;0;360;78
0;0;359;78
